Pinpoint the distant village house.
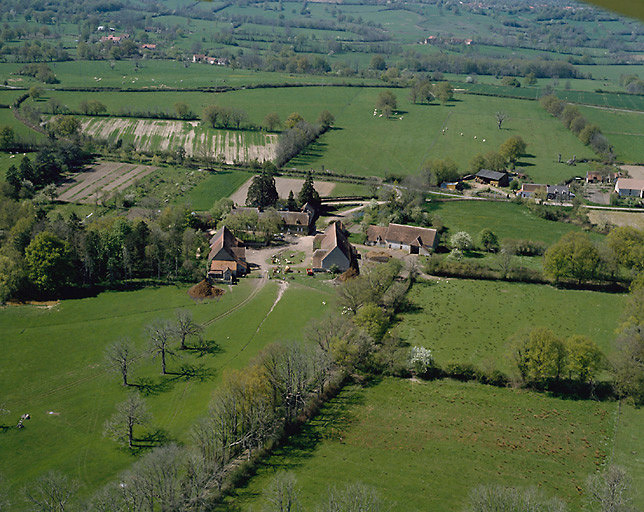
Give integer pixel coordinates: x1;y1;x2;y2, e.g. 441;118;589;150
366;223;439;255
192;54;229;66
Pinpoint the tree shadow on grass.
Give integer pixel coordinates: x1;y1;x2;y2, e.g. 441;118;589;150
185;339;222;357
130;428;173;453
174;363;217;382
132;376;178;396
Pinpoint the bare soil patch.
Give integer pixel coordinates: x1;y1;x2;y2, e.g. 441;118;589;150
229;176;336;205
57;161;158;204
588;210;644;229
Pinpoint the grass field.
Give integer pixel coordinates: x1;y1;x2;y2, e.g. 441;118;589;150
0;278;334;507
577;106;644;163
427;200;601;245
0;61;378;90
288;89;595;182
221;378;620;511
0;108;45;143
396;279;625;372
181;169;250;210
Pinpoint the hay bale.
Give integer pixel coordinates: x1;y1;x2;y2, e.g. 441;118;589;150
188;280;225;300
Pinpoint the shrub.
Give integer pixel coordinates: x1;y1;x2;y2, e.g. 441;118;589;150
444;362;480;381
409;346;434;377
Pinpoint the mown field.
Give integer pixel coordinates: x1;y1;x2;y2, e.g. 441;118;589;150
396;279;625;372
222;377;621;512
79;117;277;163
426;200;602;245
577;106;644;163
0;278;334;507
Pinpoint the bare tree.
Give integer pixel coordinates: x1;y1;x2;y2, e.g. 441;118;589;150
147;321;175;374
105;338;136;386
104;393;150;449
264;472;300;512
124;445;184;512
304;314;352;353
468;485;566;512
320;483;387;512
174;310;203;350
586;466;633;512
24;471;79;512
495;111;509;129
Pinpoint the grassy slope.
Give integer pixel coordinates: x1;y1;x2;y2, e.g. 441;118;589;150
577;106;644;163
426;200;601;245
181;169;250;210
396;280;625;371
0;279;333;506
223;378;617;512
613;405;644;509
0;108;46;143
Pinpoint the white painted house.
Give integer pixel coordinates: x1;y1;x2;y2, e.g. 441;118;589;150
615;178;644;198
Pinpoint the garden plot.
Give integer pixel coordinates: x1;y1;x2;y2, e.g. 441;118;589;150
80;117;278;163
229;176;336;205
57;161;158;203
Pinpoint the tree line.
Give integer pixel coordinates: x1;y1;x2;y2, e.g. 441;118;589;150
540;94;612;158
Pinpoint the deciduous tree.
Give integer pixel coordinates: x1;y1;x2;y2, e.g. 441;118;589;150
104;393;150;449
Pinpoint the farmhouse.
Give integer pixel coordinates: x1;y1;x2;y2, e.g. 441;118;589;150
615;178;644;198
475;169;509;187
312;221;358;272
547;185;573;201
518;184;573;201
207;226;249;282
100;33;128;43
192;54;229;65
366;223;438;255
517;183;546;198
140;43;156;50
586;170;617;183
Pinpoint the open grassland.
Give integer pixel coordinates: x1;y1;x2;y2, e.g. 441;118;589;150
0;61;378;90
80;117;277;163
221;378;618;512
287;89;595;182
56;161;158;204
577;106;644;163
427;200;601;245
396;280;625;372
613;405;644;509
0;279;333;507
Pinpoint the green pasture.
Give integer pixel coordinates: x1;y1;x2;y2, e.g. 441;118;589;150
0;60;377;90
0;108;45;143
291;89;594;182
0;279;333;507
613;405;644;509
396;279;625;372
577;106;644;163
222;378;619;512
426;200;602;245
180;169;250;210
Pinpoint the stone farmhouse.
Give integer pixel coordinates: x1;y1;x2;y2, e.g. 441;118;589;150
312;221;358;272
229;205;316;235
366;223;439;255
207;226;249;283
